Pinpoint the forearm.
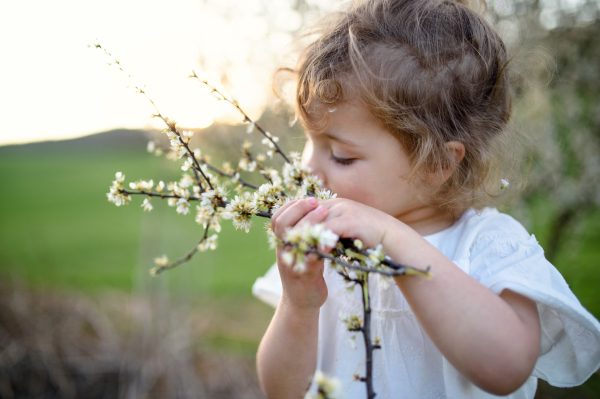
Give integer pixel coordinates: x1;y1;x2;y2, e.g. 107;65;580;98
256;296;320;399
385;225;540;394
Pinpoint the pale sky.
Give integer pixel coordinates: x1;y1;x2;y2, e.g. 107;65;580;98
0;0;338;146
2;0;568;147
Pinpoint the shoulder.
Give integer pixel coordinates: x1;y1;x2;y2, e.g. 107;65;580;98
432;208;544;277
461;208;530;240
451;208;536;257
429;208;534;261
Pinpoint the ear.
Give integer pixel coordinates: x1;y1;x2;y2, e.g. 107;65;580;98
446;141;465;166
427;141;465;185
441;141;465;181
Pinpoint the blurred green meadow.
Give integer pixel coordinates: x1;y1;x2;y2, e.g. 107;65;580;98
0;130;276;297
1;129;598;316
0;127;599;398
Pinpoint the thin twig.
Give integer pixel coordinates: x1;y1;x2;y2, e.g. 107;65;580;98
189;70;291;164
94;43;210;191
152;228;211;275
243;149;272;184
199;160;259;190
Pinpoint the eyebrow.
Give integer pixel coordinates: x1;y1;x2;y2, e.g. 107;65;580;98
320;132;360;147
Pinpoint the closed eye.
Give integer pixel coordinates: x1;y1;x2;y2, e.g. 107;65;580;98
331;153;355;166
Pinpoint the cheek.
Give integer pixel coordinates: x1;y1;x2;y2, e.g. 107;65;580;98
330;171;380;206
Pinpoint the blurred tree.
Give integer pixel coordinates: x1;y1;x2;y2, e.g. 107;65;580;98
487;0;600;261
523;19;600;261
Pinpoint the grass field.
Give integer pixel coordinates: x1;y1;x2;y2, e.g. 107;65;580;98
1;131;598;313
0;132;276;298
1;130;599;397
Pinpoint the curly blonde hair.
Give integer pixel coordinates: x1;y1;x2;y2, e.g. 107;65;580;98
292;0;526;212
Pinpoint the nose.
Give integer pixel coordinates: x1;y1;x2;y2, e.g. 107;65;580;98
301;140;327;186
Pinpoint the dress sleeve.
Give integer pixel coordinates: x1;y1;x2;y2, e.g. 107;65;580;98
468;232;600;387
252;263;282;308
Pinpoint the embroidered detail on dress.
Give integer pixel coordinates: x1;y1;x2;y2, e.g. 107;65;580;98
400;345;423;362
469;232;538;259
424;390;446;399
569;320;596;352
372;308;416;319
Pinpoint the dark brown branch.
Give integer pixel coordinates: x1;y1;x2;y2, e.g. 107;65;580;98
358;277;376;399
281;243;429;278
120;189;200;201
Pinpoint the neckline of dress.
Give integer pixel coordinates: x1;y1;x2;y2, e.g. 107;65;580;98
422;208;478;245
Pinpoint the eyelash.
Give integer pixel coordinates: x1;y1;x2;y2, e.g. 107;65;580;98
331;153;355;166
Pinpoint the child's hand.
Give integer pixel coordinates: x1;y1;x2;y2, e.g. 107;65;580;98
318;198;403;250
271;197;330;313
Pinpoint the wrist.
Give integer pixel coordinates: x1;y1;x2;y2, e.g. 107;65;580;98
279;293;322;321
380;215;411;251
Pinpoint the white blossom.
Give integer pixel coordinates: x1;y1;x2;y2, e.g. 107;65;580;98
246;122;255;134
282;223;339;272
315;188;337;200
156;181;165;193
339;312;363;331
198;234;218;251
365;244;386;268
182;158;194;171
181;130;194;143
176;198;190;215
302;174;324;197
166;130;177;140
239;157;257;172
304;371;343;399
179;174;194;188
141;198;153;212
500;179;510;190
107;172;131;206
154;255;169;267
254;182;284;210
225;195;257;233
283;159;312;190
262;138;275;149
147;141;156;153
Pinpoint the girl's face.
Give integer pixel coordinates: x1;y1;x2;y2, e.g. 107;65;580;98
302;101;425;222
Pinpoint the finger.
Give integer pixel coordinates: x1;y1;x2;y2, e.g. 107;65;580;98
273;198;319;238
322;217;354;242
297;205;328;227
271;199;298;227
271;199;299;235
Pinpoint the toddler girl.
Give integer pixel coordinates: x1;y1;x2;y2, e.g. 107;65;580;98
253;0;600;398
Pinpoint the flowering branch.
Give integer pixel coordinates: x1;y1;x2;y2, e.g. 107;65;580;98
93;42;212;191
97;43;433;399
189;70;291;164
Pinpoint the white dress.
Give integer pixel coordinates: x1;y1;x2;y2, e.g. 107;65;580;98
252;208;600;399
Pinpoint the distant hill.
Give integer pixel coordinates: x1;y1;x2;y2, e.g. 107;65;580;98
0;129;154;155
0;107;306;158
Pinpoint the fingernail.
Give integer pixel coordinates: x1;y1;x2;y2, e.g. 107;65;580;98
316;205;326;214
307;197;317;206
